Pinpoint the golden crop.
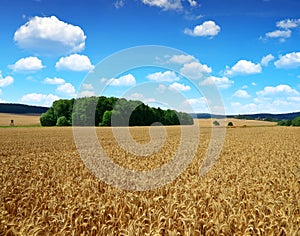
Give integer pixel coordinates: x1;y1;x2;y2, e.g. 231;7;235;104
0;123;299;235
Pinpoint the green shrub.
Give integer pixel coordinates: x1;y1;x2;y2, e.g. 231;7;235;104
278;120;292;126
56;116;70;126
228;121;233;127
213;120;220;126
292;116;300;126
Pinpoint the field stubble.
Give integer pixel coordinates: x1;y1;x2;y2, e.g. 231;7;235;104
0;124;299;235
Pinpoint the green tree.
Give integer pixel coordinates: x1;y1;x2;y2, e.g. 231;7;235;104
40;108;56;126
228;121;233;127
278;120;292;126
213;120;220;126
100;110;112;126
292;116;300;126
56;116;70;126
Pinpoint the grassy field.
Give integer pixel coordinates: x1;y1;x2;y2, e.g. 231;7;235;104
0;123;299;235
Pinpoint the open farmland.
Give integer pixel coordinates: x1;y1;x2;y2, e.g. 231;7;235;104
0;124;299;235
0;113;40;127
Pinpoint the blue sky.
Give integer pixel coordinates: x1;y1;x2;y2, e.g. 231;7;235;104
0;0;300;114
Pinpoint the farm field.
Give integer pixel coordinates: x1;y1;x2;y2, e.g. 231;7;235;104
0;125;299;235
0;113;40;127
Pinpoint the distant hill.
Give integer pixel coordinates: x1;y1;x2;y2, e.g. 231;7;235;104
191;111;300;121
0;103;49;115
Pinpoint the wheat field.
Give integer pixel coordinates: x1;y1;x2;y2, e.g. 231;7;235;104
0;113;40;126
0;123;299;235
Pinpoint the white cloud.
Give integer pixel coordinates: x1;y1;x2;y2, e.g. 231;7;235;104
274;52;300;69
261;54;275;66
44;77;65;85
187;0;197;7
169;54;195;64
21;93;60;107
181;97;208;113
14;16;86;55
231;102;257;114
180;61;212;80
82;83;94;90
184;21;220;38
142;0;183;10
0;73;14;87
77;90;95;98
126;93;155;103
107;74;136;86
56;83;75;96
233;89;251;98
169;82;191;91
157;84;167;93
265;29;291;40
276;18;300;29
257;84;299;96
200;76;233;89
77;83;95;97
147;71;180;82
225;60;262;76
252;82;257;86
56;54;94;71
114;0;124;9
9;57;44;72
241;85;248;89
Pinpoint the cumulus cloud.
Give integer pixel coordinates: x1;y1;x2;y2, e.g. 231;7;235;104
184;21;220;38
276;18;300;29
274;52;300;69
56;54;94;71
262;18;300;42
233;89;251;98
180;61;212;80
169;54;195;64
187;0;197;7
44;77;75;97
200;76;233;89
142;0;183;10
0;73;14;87
106;74;136;86
44;77;65;85
9;57;44;72
261;54;275;67
14;16;86;55
181;97;208;113
77;83;95;98
147;71;180;82
21;93;60;107
256;84;299;96
56;83;76;96
169;82;191;91
265;29;291;41
225;60;262;76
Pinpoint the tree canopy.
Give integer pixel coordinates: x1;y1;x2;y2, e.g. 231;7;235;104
40;96;193;127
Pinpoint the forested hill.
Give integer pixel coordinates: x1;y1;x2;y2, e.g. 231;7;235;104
0;103;48;114
40;96;194;126
190;111;300;121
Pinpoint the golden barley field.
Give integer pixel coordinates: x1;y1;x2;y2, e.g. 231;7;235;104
0;113;40;126
0;123;299;235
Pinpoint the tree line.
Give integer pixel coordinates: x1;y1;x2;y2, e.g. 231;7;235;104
40;96;194;127
277;117;300;127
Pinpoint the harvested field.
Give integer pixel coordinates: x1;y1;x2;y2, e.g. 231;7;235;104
197;118;276;127
0;125;299;235
0;113;40;126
